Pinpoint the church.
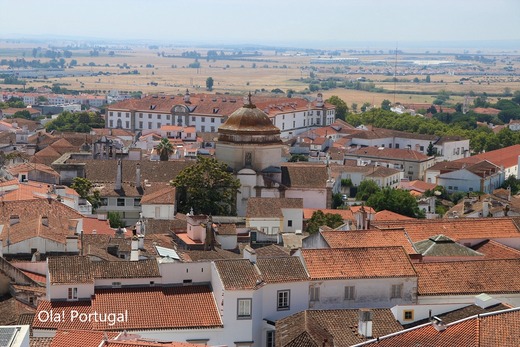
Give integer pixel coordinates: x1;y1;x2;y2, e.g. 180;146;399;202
216;94;334;216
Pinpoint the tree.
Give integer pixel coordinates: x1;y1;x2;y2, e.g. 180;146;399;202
366;188;424;218
425;75;431;83
381;99;392;111
13;110;31;120
326;95;348;121
427;141;436;156
156;138;173;161
108;211;125;228
71;177;101;211
206;77;214;91
306;210;344;233
356;180;381;201
501;175;520;195
351;103;358;113
45;111;104;132
71;177;92;198
171;156;241;216
36;96;48;104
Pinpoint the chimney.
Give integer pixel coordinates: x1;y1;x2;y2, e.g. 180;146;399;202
130;235;139;261
138;235;145;250
184;89;190;103
482;199;489;218
66;235;79;253
115;159;122;190
316;93;324;107
358;309;373;338
243;245;257;263
136;163;141;189
41;216;49;227
9;214;20;226
431;316;446;332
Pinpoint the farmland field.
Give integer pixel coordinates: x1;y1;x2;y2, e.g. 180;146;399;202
0;41;519;106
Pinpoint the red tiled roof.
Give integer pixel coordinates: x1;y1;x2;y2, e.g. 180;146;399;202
141;186;175;205
374;210;414;221
372;218;520;243
301;247;416;280
49;330;119;347
414;259;520;296
20;270;46;283
361;308;520;347
214;259;263;290
345;147;430;161
321;229;417;254
471;240;520;259
34;285;222;331
455;144;520;169
82;217;114;235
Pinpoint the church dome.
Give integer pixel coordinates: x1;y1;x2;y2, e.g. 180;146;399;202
218;94;281;144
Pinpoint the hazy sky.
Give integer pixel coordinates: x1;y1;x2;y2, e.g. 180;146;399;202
2;0;519;48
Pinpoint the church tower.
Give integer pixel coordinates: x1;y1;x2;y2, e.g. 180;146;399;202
216;93;282;172
216;94;284;216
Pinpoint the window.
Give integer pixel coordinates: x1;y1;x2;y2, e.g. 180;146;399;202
344;286;355;300
148;114;152;119
134;198;141;206
148;122;152;129
211;118;215;123
117;198;125;206
420;146;424;151
192;116;196;122
117;112;121;117
395;144;400;149
139;113;143;118
201;117;205;122
157;114;161;119
287;220;293;227
403;310;414;321
100;198;108;206
139;121;143;129
391;284;403;299
68;287;78;300
277;290;290;310
125;121;129;128
266;331;275;347
109;112;114;117
237;298;252;319
109;120;113;127
310;286;320;302
201;126;205;132
112;282;122;288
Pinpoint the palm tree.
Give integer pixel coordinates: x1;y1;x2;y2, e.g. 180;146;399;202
156;138;173;161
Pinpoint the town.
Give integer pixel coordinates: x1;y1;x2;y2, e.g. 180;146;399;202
0;76;519;346
1;1;520;343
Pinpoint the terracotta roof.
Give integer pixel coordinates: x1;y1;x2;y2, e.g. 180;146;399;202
372;218;520;243
277;309;403;347
471;239;520;259
374;210;415;221
247;197;303;218
281;163;329;188
30;337;53;347
214;223;236;235
346;146;430;161
48;256;160;284
473;107;501;115
359;308;520;347
20;270;46;283
213;259;263;290
414;259;520;296
82;217;113;235
77;159;193;184
0;296;35;325
320;229;417;254
0;199;84;247
256;257;309;283
6;162;60;177
456;144;520;169
140;186;175;204
301;247;416;280
34;285;222;331
49;330;119;347
254;244;290;258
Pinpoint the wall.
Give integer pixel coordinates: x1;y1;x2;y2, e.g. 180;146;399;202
391;303;469;325
12;261;47;275
160;261;212;285
141;204;175;220
281;208;303;233
47;283;94;301
4;237;65;255
308;277;417;310
94;277;161;288
285;188;327;209
247;218;281;236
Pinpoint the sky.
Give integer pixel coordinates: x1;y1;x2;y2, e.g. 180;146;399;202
1;0;520;49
